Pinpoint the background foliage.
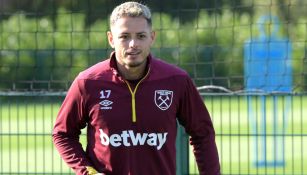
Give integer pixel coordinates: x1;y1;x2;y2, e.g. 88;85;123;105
0;0;306;91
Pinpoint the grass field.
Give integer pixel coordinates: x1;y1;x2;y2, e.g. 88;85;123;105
1;95;307;174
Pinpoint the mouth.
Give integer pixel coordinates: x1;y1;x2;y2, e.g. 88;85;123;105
126;50;141;56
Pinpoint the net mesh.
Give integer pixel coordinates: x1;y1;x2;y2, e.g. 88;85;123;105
1;0;307;174
0;0;306;93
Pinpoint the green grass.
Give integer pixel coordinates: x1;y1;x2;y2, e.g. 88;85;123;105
1;95;307;174
189;95;307;175
0;99;77;174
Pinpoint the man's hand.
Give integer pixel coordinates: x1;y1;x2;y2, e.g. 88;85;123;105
86;166;104;175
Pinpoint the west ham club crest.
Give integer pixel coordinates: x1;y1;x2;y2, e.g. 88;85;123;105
154;90;173;110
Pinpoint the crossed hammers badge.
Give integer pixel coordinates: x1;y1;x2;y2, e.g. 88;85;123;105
154;90;173;110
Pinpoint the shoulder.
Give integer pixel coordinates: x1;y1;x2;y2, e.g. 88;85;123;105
149;57;198;98
149;56;197;90
77;59;112;80
150;57;189;79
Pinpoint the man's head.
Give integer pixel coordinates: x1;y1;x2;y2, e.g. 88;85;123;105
109;1;152;29
107;2;155;73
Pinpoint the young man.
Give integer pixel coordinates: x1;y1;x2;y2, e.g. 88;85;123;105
53;2;220;175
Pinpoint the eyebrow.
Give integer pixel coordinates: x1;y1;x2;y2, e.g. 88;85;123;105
119;32;148;35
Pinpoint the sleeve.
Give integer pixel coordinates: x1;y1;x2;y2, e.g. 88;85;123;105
177;76;220;175
52;77;93;175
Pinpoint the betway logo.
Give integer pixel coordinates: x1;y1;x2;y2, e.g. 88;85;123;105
99;129;168;150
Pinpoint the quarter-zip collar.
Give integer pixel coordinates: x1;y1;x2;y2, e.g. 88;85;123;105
109;51;152;122
109;51;152;81
124;69;150;122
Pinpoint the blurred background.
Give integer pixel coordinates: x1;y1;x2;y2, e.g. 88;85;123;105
0;0;306;174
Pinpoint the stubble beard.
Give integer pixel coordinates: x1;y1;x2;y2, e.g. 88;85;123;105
124;51;147;68
126;57;146;68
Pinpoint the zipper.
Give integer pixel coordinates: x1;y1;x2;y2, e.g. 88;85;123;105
124;68;150;122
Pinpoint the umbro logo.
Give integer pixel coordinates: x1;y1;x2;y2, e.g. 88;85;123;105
99;90;113;110
99;100;113;109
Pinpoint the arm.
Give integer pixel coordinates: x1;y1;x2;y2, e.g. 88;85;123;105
177;77;220;175
52;78;95;175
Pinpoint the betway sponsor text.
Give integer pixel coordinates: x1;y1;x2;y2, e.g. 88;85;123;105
99;129;168;150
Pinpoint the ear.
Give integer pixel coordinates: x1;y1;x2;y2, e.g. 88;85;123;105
107;31;115;48
150;31;156;45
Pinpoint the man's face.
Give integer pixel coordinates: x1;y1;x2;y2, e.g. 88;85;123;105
107;16;155;69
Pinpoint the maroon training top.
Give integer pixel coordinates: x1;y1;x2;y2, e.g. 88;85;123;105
52;52;220;175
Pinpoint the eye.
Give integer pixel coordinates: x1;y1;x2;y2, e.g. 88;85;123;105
137;34;147;39
119;35;129;40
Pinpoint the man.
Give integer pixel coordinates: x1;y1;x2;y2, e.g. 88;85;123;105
53;2;220;175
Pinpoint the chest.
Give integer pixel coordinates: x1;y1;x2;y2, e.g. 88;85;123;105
85;81;180;131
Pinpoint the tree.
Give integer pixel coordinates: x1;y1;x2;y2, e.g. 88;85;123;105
0;0;253;27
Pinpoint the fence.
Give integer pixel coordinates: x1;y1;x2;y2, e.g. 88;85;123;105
0;93;189;174
1;0;307;174
1;0;307;91
1;92;306;174
198;92;307;175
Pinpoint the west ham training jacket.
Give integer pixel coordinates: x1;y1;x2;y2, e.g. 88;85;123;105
52;52;220;175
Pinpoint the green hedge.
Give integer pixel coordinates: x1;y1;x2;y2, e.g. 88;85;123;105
0;8;306;91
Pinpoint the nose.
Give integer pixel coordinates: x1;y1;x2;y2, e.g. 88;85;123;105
129;39;137;48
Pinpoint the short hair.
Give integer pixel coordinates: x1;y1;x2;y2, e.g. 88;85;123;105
109;1;152;28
